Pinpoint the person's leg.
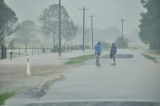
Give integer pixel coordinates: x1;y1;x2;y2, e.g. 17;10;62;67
96;54;98;65
97;55;100;65
113;56;116;65
96;54;100;65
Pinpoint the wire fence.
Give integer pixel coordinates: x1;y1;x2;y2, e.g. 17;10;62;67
0;47;52;60
0;45;90;60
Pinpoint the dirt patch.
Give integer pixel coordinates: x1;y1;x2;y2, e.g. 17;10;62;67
0;64;70;93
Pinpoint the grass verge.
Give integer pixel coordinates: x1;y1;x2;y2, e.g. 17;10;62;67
142;54;158;63
65;54;95;65
0;92;16;105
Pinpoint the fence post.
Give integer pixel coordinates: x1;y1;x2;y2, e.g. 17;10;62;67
19;48;21;57
27;56;31;75
38;48;39;55
2;45;5;59
32;47;34;55
5;46;6;59
25;48;27;56
2;45;7;59
46;48;48;53
10;51;13;60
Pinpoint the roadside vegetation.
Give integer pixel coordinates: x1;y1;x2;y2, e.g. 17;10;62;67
65;54;95;64
0;92;16;105
142;54;158;63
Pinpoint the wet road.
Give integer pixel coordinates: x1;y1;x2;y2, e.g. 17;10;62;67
5;50;160;106
40;51;160;102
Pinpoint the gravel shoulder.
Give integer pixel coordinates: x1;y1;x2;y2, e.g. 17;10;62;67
0;64;71;94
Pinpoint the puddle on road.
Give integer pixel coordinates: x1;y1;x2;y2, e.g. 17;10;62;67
102;54;134;59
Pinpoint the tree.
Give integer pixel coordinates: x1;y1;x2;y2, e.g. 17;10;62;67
76;27;90;45
139;0;160;49
39;4;77;50
115;36;128;48
0;0;17;59
8;39;14;49
62;20;78;41
14;20;37;48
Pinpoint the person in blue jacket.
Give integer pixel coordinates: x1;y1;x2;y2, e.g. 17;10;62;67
95;41;102;65
110;43;117;65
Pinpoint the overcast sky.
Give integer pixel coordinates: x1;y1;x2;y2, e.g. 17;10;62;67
5;0;143;34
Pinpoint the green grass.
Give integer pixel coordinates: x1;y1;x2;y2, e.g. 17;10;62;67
65;54;95;65
142;54;158;63
0;92;16;105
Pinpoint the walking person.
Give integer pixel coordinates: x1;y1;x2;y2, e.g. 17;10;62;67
95;41;102;66
110;43;117;65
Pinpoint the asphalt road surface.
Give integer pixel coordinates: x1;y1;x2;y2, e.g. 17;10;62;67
5;50;160;106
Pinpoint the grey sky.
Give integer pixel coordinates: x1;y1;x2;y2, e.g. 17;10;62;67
5;0;143;34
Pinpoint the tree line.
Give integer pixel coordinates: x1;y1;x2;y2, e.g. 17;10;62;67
139;0;160;50
0;1;78;59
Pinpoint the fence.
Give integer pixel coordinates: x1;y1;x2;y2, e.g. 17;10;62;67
0;45;91;60
0;47;52;60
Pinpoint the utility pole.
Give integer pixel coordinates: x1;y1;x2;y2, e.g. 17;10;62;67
89;15;96;50
79;6;89;51
121;19;125;40
58;0;61;56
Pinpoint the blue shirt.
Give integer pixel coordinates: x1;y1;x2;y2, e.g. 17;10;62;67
95;44;102;55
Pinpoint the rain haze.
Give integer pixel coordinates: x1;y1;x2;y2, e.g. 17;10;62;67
5;0;143;42
1;0;160;106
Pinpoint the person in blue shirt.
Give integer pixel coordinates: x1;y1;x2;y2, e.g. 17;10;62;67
110;43;117;65
95;41;102;66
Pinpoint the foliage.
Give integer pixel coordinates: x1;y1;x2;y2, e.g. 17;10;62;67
8;39;14;49
0;92;15;105
39;4;78;47
0;0;17;44
142;53;158;63
139;0;160;50
14;20;37;48
115;36;128;48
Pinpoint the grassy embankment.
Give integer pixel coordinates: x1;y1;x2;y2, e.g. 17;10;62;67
0;92;15;105
65;54;95;64
142;53;158;63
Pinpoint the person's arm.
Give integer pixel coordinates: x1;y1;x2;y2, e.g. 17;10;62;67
115;47;117;53
98;46;102;55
